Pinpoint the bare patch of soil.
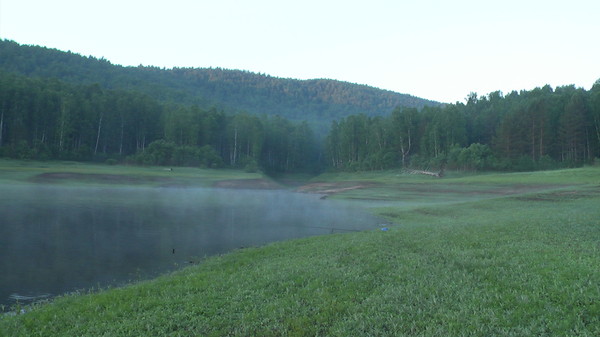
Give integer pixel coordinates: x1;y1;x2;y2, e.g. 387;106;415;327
33;172;170;184
296;182;377;195
213;179;282;190
387;183;563;196
296;181;572;200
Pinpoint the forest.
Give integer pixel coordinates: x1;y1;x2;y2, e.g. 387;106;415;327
326;83;600;171
0;71;319;173
0;39;439;133
1;40;599;173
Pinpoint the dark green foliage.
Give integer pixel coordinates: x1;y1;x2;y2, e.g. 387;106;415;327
129;141;224;168
2;39;599;173
0;71;160;161
0;70;319;173
326;85;600;171
0;39;440;130
0;39;443;173
447;143;494;171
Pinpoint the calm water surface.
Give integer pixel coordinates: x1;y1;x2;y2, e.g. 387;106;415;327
0;184;382;309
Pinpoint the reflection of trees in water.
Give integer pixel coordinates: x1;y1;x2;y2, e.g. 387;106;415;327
0;186;381;308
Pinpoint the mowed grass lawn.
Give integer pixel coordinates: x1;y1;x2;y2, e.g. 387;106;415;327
1;165;600;336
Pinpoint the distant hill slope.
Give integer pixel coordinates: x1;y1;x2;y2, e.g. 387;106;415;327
0;39;441;124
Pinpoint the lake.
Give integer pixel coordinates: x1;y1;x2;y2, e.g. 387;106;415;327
0;184;382;309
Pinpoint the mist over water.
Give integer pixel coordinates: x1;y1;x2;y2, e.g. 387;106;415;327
0;184;382;309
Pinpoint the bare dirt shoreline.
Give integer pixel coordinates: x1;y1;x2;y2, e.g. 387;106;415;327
32;172;171;184
32;172;286;190
295;182;376;195
212;179;282;190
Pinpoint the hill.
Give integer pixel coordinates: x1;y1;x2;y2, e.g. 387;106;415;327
0;39;440;126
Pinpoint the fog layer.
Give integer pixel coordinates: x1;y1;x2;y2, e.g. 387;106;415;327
0;184;381;308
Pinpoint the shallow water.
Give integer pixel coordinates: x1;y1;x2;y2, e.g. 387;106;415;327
0;184;382;309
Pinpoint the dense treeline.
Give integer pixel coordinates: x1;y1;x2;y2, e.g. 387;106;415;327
3;64;598;174
0;39;440;134
3;40;599;174
0;71;320;173
326;83;600;171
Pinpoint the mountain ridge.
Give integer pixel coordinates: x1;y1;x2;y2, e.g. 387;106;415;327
0;39;441;125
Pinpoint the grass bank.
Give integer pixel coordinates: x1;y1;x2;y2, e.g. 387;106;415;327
0;159;271;188
1;165;600;336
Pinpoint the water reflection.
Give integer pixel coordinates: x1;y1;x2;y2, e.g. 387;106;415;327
0;184;381;308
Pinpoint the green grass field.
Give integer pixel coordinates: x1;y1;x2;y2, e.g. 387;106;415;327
1;162;599;336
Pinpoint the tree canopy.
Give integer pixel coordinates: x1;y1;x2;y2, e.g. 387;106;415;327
0;39;440;135
325;85;600;171
1;39;598;173
0;70;320;173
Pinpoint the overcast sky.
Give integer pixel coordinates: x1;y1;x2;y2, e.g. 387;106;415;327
1;0;598;103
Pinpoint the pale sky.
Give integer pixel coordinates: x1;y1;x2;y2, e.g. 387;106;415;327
0;0;598;103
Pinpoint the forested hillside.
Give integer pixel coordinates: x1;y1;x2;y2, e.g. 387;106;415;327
0;70;319;173
326;84;600;171
3;39;598;173
0;39;440;129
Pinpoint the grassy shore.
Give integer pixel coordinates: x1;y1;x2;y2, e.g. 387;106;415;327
1;163;600;336
0;158;268;187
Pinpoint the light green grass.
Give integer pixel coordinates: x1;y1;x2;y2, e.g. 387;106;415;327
0;158;265;187
1;165;600;336
316;166;600;185
315;166;600;211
